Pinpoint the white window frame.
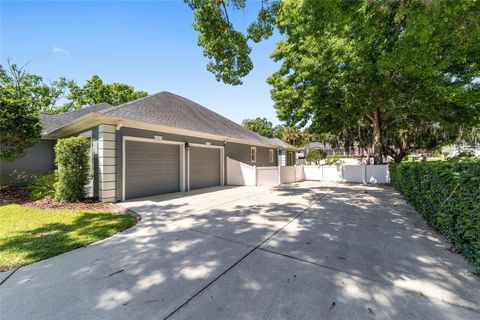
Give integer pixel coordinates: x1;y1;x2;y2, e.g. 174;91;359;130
269;149;274;163
250;146;257;163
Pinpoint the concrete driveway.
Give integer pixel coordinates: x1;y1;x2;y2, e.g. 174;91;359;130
1;182;479;319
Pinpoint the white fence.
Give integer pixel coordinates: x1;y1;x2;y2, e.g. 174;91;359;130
226;157;390;187
257;166;279;186
226;157;256;186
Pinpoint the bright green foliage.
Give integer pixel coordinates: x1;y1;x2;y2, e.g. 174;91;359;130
54;137;90;202
242;117;276;138
0;204;136;271
281;126;307;147
0;62;68;114
30;171;58;200
268;0;479;163
0;62;147;114
184;0;278;85
305;148;326;162
66;75;148;109
390;159;480;273
185;0;480;163
0;87;42;161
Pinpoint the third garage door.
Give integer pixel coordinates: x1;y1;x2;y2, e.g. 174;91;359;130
190;147;220;189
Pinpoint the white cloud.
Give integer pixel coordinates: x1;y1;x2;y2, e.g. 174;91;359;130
53;46;70;56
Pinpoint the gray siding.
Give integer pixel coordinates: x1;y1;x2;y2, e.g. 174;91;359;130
115;126;278;201
224;142;277;167
0;139;56;186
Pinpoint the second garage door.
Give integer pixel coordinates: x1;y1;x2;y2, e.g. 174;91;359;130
125;141;180;200
189;147;221;189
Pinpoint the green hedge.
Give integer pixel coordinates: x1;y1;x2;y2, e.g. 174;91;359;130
389;159;480;273
31;171;58;200
55;137;90;202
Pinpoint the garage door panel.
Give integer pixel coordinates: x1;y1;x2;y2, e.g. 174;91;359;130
125;141;180;199
190;147;220;189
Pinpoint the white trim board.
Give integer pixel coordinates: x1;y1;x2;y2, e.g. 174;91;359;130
47;113;279;149
122;136;186;201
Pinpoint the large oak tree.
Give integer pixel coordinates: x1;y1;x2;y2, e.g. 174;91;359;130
185;0;480;163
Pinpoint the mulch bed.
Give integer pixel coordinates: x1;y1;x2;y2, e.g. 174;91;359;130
0;187;120;211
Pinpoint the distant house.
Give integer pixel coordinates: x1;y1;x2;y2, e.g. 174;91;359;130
267;138;301;166
303;141;366;157
1;92;292;202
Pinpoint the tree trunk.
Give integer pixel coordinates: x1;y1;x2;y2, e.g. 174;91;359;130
393;151;407;163
372;109;383;164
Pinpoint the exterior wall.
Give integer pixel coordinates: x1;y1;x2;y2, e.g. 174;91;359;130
98;124;116;202
115;126;277;201
0;139;56;186
224;142;277;167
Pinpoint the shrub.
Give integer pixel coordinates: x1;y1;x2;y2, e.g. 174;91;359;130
30;171;58;200
54;136;90;202
389;159;480;273
306;148;326;162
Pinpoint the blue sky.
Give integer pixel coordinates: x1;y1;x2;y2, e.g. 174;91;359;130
0;0;283;125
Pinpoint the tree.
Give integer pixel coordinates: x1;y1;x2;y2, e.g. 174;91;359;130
281;126;306;147
0;89;41;161
0;62;68;114
1;62;148;114
305;148;326;163
242;117;275;138
66;75;148;109
185;0;480;163
272;124;284;139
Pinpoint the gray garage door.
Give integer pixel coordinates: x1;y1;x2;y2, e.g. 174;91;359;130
125;141;180;200
190;147;220;189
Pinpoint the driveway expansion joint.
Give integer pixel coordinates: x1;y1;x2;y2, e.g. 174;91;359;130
163;184;337;320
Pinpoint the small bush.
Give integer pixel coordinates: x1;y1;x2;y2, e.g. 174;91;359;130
389;159;480;273
306;148;326;162
30;171;57;200
55;137;90;202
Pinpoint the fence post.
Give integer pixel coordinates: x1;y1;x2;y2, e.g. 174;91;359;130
362;164;367;184
277;164;281;185
254;165;257;186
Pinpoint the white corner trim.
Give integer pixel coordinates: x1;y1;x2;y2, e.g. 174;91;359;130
122;136;186;202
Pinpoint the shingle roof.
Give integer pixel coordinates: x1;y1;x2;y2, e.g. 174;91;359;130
100;92;273;144
267;138;297;150
40;103;113;134
42;92;276;146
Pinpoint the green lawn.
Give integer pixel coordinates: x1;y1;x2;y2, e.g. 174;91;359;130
0;204;136;271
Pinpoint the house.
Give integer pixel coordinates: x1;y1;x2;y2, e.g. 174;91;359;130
303;141;365;157
267;138;300;166
1;92;294;202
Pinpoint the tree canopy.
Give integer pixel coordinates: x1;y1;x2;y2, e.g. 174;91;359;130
242;117;283;138
185;0;480;163
0;62;148;114
0;62;148;160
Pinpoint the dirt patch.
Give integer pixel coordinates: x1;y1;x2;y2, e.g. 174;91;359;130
0;187;31;204
1;187;121;212
25;198;119;211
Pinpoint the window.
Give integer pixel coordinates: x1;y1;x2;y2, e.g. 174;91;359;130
269;149;274;163
250;147;257;163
